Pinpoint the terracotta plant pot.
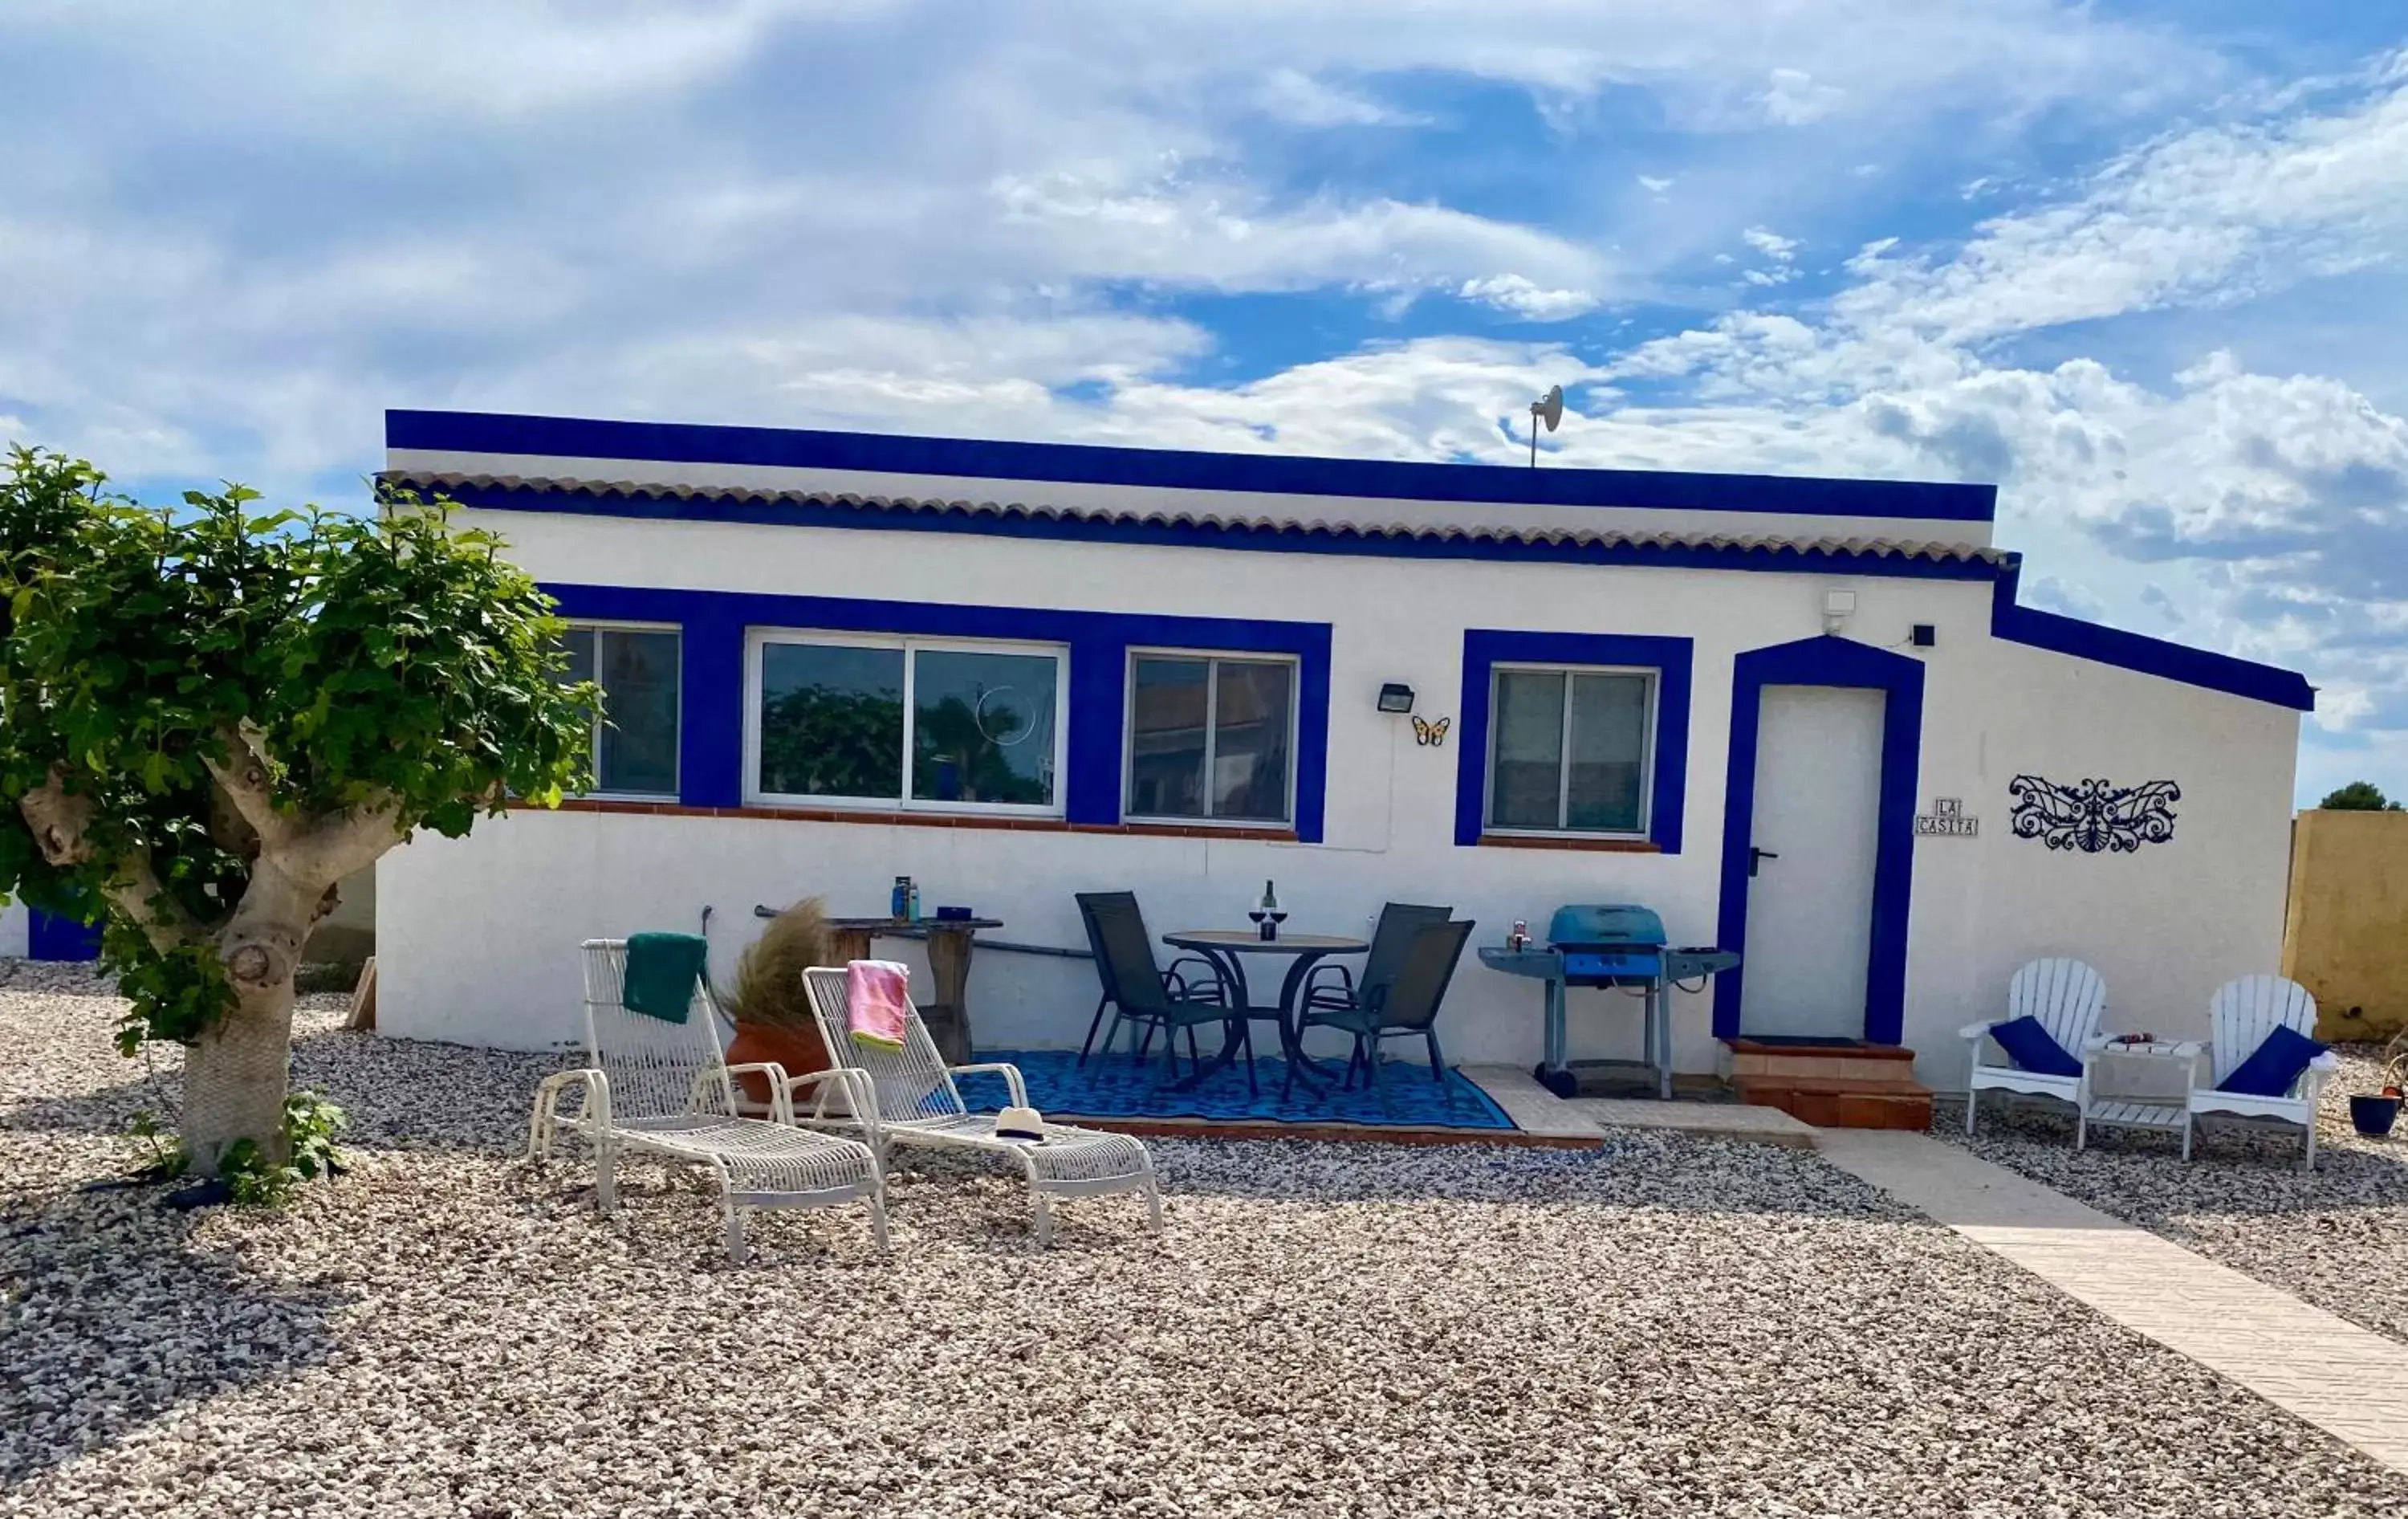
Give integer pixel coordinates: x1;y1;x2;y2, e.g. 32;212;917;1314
2349;1094;2401;1138
725;1020;832;1113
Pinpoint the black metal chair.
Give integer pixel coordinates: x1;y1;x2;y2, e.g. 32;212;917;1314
1301;902;1452;1028
1289;918;1474;1094
1073;892;1244;1086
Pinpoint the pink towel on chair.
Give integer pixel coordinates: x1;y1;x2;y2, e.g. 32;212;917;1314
846;959;911;1053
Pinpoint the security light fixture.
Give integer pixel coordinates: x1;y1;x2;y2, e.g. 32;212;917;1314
1377;682;1416;715
1823;588;1858;634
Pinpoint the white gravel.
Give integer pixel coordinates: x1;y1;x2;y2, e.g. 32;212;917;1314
1940;1045;2408;1349
4;963;2401;1517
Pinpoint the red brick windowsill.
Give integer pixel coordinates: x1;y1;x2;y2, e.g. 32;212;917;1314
1474;833;1662;853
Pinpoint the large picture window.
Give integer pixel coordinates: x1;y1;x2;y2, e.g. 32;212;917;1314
749;632;1065;812
561;624;681;797
1485;666;1654;835
1125;653;1296;825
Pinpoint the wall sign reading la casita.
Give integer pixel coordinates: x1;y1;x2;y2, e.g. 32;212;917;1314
1914;796;1978;837
2007;775;2181;853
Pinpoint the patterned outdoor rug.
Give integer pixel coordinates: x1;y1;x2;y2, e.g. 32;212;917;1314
958;1049;1516;1130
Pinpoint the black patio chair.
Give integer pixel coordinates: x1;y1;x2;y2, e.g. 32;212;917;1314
1073;892;1245;1086
1300;901;1453;1027
1289;917;1474;1095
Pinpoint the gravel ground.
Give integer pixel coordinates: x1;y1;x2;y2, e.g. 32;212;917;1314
4;963;2402;1517
1939;1045;2408;1349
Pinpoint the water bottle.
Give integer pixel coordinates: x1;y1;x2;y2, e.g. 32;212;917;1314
892;876;911;919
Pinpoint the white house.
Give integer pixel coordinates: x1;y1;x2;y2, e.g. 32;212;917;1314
376;409;2311;1091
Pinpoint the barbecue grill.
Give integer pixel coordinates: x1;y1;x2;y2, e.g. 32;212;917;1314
1477;903;1741;1100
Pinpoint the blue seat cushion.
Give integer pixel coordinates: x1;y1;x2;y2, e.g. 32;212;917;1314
1988;1015;2082;1077
2216;1024;2328;1098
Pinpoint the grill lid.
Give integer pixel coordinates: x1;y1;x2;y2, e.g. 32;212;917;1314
1547;903;1666;947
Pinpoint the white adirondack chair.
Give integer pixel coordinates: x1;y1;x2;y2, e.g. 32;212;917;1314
2189;975;2340;1171
1961;959;2106;1139
801;965;1162;1245
526;941;890;1261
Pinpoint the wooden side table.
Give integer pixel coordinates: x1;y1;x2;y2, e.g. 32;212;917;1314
2079;1038;2200;1151
824;917;1003;1066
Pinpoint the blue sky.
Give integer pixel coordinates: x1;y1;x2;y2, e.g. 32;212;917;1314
3;3;2406;804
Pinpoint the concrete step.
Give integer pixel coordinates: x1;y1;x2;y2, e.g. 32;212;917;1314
1734;1073;1934;1131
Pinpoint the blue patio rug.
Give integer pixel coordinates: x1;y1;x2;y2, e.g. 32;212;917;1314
958;1049;1516;1131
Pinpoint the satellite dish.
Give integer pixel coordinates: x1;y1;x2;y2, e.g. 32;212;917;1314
1533;385;1564;433
1527;384;1565;466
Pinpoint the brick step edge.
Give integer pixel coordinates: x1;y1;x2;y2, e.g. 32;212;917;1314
1735;1077;1934;1132
1735;1075;1934;1098
1722;1037;1917;1061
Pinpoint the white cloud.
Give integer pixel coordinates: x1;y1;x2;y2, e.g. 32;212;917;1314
1252;68;1421;128
1638;175;1676;193
1457;274;1602;321
1742;226;1800;262
1758;67;1847;125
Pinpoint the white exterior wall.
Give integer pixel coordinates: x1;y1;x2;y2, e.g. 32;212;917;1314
376;506;2299;1090
1905;639;2299;1074
0;903;26;959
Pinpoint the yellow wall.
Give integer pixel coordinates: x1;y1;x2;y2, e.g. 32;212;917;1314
2282;809;2408;1041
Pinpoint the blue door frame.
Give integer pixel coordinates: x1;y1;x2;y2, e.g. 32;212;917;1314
1712;636;1925;1045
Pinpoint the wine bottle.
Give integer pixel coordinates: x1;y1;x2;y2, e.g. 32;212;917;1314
1258;879;1279;940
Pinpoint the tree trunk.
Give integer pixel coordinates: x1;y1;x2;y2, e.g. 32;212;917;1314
182;859;316;1173
181;978;297;1173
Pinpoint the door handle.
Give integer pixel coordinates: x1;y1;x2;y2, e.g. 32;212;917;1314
1749;846;1780;878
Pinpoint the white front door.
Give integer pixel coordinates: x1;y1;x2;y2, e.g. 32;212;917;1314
1738;685;1885;1040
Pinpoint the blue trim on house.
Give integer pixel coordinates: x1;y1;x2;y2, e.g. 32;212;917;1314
1989;567;2313;712
1453;632;1694;853
389;409;1999;523
425;479;2005;584
28;909;102;962
543;584;1332;841
1713;637;1925;1045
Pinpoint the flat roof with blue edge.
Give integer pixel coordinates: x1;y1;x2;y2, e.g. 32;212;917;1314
385;408;2312;714
387;408;1999;525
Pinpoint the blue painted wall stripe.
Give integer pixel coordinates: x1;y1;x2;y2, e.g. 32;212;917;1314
389;409;1999;523
543;584;1333;842
28;909;103;962
1452;631;1694;853
1713;636;1925;1045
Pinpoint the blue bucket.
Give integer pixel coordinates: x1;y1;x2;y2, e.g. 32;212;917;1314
2349;1094;2400;1138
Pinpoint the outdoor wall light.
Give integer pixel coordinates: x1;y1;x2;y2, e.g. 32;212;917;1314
1823;588;1858;635
1377;682;1416;715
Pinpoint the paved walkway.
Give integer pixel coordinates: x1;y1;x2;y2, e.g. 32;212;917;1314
1820;1130;2408;1474
1459;1065;1818;1148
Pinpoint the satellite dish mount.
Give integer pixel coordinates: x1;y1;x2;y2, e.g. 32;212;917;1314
1528;385;1564;468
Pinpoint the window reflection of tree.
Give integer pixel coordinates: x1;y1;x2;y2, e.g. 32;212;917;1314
914;693;1047;804
759;686;904;798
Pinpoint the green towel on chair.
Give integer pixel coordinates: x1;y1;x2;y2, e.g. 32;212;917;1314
623;932;708;1023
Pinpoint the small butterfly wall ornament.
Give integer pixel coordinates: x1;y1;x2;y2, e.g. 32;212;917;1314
1411;715;1450;747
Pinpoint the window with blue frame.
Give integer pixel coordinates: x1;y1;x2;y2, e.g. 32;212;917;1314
1125;651;1297;825
1456;630;1692;852
1486;665;1656;836
746;630;1066;813
559;623;681;797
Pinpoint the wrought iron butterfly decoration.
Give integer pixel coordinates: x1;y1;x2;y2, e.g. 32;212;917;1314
2007;775;2181;853
1411;715;1450;747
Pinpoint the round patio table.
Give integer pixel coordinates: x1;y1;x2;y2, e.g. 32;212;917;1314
1161;930;1369;1094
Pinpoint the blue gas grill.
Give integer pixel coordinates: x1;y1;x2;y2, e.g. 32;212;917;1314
1477;904;1741;1100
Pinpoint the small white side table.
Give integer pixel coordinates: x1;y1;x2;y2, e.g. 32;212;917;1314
2079;1039;2200;1151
